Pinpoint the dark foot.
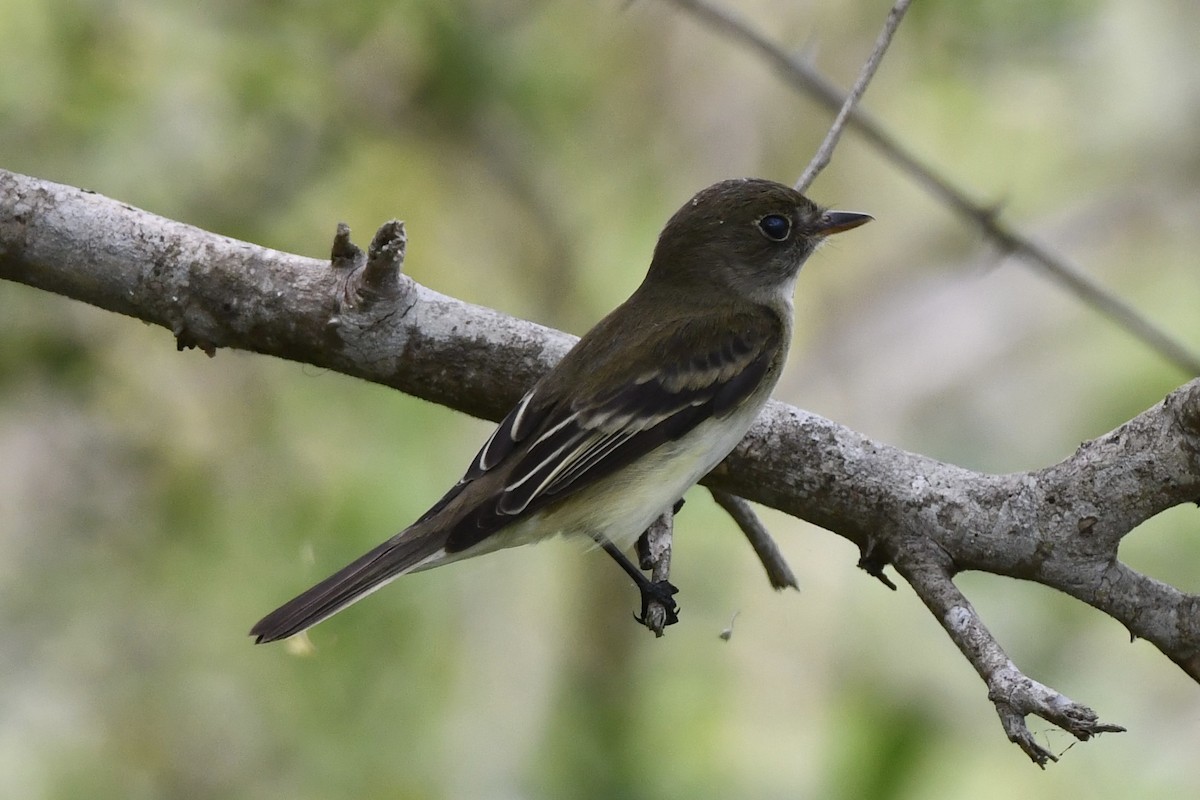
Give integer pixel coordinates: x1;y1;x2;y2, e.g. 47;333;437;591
594;534;681;631
634;579;680;627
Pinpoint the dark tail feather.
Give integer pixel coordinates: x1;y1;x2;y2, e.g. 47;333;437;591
250;526;446;644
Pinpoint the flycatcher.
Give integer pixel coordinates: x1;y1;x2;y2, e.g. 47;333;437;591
250;177;870;643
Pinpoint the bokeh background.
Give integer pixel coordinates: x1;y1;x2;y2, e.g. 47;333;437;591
3;0;1199;797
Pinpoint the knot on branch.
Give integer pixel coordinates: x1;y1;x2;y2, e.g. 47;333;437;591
857;535;898;590
1176;380;1200;438
330;220;409;313
173;325;217;357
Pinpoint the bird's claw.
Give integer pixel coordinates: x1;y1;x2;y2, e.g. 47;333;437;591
634;579;680;627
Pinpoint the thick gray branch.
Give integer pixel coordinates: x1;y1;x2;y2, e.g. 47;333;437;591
4;169;1200;759
0;169;573;423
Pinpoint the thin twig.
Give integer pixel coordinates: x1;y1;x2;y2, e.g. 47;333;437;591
709;489;798;590
712;0;908;602
660;0;1200;376
796;0;913;192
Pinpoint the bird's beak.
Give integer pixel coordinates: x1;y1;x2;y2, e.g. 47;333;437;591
817;211;873;235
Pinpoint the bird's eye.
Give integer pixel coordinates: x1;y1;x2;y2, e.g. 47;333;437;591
757;214;791;242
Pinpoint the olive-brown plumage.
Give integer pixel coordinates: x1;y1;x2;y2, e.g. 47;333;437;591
250;178;870;643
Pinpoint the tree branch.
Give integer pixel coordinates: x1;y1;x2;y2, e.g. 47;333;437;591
4;168;1199;763
709;488;797;591
635;510;676;637
795;0;912;192
659;0;1200;376
899;556;1126;766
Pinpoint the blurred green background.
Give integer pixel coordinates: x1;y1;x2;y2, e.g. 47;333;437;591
3;0;1199;797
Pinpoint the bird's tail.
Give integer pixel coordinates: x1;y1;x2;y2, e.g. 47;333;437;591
249;524;448;644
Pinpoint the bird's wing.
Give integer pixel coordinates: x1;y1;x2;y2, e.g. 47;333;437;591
445;310;781;551
249;309;782;643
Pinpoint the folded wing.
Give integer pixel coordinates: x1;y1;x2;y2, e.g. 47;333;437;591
446;311;781;551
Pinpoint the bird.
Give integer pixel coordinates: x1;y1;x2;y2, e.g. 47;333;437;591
250;177;870;643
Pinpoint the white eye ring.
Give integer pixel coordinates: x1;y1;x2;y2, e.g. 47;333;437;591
757;214;791;242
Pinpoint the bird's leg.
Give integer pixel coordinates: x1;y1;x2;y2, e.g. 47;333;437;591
595;535;680;627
